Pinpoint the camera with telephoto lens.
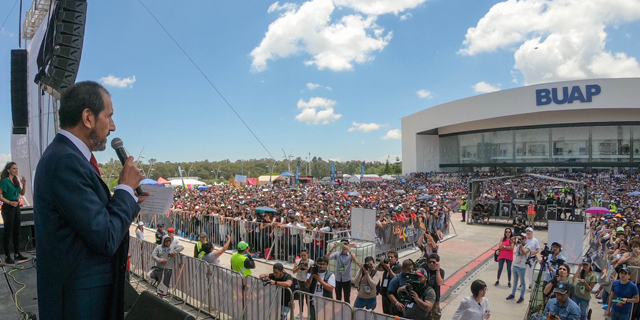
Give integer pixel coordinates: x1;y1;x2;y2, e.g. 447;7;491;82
383;257;390;264
261;277;271;286
309;265;319;275
540;243;552;259
364;262;373;271
397;273;426;304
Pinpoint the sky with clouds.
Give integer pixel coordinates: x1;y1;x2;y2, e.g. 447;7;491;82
1;0;640;166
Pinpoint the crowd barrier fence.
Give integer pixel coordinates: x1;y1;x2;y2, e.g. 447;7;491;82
128;236;410;320
139;211;435;264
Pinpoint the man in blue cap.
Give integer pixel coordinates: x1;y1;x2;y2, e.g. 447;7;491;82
606;265;640;320
542;281;581;320
155;222;166;244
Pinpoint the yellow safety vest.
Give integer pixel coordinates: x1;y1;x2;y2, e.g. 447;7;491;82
196;241;205;259
231;253;251;276
461;200;467;210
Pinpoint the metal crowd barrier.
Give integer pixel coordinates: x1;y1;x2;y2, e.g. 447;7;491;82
352;309;404;320
129;236;411;320
291;290;353;320
139;211;358;264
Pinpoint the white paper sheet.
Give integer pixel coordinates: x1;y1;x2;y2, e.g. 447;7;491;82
138;185;175;215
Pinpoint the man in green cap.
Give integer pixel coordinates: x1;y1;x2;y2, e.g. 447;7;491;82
231;241;255;276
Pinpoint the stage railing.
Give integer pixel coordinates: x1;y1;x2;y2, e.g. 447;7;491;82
128;236;411;320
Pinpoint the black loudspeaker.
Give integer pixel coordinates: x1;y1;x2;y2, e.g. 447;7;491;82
124;291;195;320
547;210;557;221
11;49;28;134
124;280;139;313
36;0;87;98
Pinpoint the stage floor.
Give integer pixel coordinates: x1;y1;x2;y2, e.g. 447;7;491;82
0;257;38;320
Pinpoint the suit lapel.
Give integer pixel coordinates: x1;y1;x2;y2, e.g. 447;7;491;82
55;134;111;198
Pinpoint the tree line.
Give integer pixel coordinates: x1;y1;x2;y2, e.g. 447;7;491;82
98;156;402;188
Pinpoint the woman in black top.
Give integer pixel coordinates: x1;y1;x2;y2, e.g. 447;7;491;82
0;162;27;264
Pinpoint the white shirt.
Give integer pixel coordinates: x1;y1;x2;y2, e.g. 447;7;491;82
59;130;137;202
452;295;490;320
526;237;540;258
136;228;145;240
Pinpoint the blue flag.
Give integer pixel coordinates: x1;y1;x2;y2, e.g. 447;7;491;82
330;161;335;183
360;161;365;181
295;160;301;184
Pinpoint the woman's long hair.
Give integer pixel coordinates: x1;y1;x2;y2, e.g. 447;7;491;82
503;228;513;242
1;162;19;188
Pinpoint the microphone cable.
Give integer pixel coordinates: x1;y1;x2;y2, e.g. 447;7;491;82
136;0;277;162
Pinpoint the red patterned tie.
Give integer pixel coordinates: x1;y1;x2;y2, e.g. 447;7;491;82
90;154;100;175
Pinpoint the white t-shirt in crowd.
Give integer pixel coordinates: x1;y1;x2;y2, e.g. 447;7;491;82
136;229;145;240
203;252;221;266
526;237;540;258
307;272;336;296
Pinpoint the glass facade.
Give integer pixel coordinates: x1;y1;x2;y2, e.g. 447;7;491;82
439;124;640;166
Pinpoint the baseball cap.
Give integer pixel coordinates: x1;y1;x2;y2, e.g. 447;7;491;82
553;281;571;295
526;227;534;232
341;239;350;245
157;222;164;227
199;232;208;238
415;268;427;278
619;265;631;274
237;241;249;251
582;257;592;264
167;228;175;233
273;263;284;271
138;221;144;226
617;227;625;233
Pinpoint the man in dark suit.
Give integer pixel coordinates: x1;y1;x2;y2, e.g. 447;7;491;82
34;81;147;320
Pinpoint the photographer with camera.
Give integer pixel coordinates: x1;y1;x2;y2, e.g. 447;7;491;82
327;239;357;303
304;256;335;320
353;256;378;310
388;260;416;316
506;234;530;303
377;251;401;315
395;268;436;320
259;263;294;320
541;281;581;320
544;264;572;297
293;249;314;315
543;243;567;289
426;253;445;320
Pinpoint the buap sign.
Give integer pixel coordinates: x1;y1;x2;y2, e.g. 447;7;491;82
536;84;601;106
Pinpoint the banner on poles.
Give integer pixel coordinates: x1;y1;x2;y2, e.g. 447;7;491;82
330;161;335;183
295;160;301;184
360;161;365;180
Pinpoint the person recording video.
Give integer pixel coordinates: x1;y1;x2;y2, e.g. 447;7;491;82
354;256;378;310
395;268;435;320
506;235;530;303
304;256;335;320
544;242;567;287
542;281;581;320
544;263;572;297
377;251;401;315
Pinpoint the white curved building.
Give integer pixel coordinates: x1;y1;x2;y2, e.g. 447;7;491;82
401;78;640;173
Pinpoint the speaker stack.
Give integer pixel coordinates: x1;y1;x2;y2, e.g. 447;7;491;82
36;0;87;99
11;50;28;135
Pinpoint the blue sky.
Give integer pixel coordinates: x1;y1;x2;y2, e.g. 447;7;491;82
1;0;640;165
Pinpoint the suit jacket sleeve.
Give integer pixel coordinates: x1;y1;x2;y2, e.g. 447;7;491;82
53;153;139;257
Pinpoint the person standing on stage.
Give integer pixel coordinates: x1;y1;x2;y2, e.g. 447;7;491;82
0;162;27;264
34;81;147;320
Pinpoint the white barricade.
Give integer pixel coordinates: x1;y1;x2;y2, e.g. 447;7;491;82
291;290;353;320
353;308;409;320
244;275;287;320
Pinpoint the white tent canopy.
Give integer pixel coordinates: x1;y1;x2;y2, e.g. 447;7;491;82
381;175;396;180
169;178;207;186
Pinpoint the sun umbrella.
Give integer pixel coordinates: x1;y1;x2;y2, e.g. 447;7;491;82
348;191;361;197
198;186;208;190
432;183;443;187
417;194;435;201
380;183;388;186
394;190;406;194
417;186;426;190
629;192;640;196
585;207;610;214
140;178;158;185
255;206;277;213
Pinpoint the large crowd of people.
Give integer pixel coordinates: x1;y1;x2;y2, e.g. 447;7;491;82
134;171;640;320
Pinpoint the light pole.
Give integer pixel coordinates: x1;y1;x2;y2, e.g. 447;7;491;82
187;163;194;177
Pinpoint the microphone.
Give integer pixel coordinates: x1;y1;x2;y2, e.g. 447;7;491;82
111;138;144;196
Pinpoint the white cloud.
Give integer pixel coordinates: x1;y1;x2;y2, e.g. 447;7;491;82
99;75;136;88
400;13;413;20
416;89;432;98
0;154;11;167
295;97;342;124
306;82;332;90
381;129;401;140
307;83;322;90
251;0;398;72
348;121;383;132
459;0;640;84
268;2;298;13
334;0;427;15
473;81;501;93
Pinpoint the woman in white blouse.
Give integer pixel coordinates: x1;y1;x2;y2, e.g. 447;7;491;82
452;280;491;320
